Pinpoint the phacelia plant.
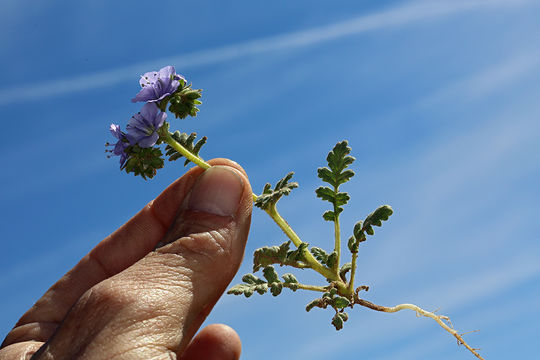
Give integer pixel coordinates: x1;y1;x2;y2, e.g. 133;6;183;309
107;65;485;360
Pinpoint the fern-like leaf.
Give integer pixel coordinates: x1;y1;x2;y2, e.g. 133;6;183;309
253;241;309;272
227;273;268;297
362;205;393;236
165;131;207;166
255;172;299;210
316;140;355;221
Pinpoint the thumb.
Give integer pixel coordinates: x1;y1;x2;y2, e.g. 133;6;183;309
33;164;252;359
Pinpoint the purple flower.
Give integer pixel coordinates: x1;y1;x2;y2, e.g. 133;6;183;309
131;66;185;103
126;103;167;148
108;124;129;167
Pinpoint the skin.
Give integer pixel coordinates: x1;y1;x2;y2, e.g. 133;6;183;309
0;158;253;359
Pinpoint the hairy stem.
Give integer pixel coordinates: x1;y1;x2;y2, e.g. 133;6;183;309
333;185;341;274
162;132;211;170
266;205;348;292
347;251;359;293
283;283;328;293
354;298;484;360
163;132;258;202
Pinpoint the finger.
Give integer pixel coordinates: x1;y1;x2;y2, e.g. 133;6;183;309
181;324;241;360
0;340;43;360
31;164;252;359
2;158;246;347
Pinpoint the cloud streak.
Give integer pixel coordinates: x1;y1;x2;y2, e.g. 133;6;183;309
0;0;530;106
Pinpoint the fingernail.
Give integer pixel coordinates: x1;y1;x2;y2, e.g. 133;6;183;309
188;166;244;216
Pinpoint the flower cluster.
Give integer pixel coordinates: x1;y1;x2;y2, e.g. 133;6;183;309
106;66;203;179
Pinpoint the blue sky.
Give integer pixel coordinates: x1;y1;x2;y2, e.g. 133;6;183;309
1;0;539;359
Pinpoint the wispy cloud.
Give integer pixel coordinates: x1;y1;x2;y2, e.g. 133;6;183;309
420;51;540;106
0;0;531;106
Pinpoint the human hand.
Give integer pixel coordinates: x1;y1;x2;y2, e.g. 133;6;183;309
1;159;253;359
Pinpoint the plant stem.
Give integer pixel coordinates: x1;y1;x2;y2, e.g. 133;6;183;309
162;132;211;170
333;185;341;274
163;133;347;291
348;251;359;293
283;283;328;293
354;298;485;360
266;205;345;288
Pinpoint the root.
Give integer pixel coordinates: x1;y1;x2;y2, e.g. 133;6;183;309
354;298;484;360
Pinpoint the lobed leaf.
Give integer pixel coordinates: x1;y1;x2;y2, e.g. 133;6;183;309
334;296;350;309
327;141;355;174
242;273;266;285
306;298;326;312
339;262;352;282
165;131;207;166
317;141;355;188
168;87;203;119
363;205;393;236
282;273;299;291
227;281;268;298
316;141;355;222
326;251;338;269
263;266;280;284
123;145;164;180
270;282;283;296
310;247;330;264
255;172;298;210
331;312;349;330
252;241;309;272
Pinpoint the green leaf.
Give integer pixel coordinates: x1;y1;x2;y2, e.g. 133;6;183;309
310;247;338;268
310;247;330;264
253;241;309;271
331;312;349;330
316;141;355;222
168;86;203;119
270;282;283;296
347;236;358;253
263;266;279;284
339;262;352;282
326;251;338;269
327;141;355;174
227;283;256;297
282;273;299;291
318;141;355;187
306;298;325;312
334;296;350;309
165;131;207;166
315;186;334;202
255;172;298;210
253;241;291;272
353;221;365;241
325;288;338;299
227;279;268;298
323;210;336;222
286;242;309;263
123;145;164;180
242;273;266;285
363;205;393;236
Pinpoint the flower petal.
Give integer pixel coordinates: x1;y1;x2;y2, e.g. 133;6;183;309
110;124;122;138
138;132;159;148
139;71;158;87
131;86;157;103
140;102;158;121
154;111;167;129
158;66;175;80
